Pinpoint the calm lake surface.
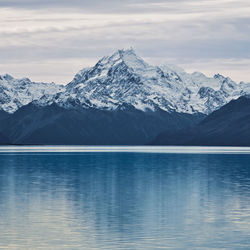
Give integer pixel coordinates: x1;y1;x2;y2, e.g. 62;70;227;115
0;146;250;249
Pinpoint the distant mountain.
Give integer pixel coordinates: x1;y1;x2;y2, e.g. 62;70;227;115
152;95;250;146
0;48;250;145
0;74;63;113
1;48;250;115
49;48;250;115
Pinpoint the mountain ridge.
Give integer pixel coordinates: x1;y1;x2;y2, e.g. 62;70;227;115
0;102;204;145
151;95;250;146
1;48;250;114
0;49;250;145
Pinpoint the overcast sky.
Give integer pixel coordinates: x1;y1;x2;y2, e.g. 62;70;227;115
0;0;249;84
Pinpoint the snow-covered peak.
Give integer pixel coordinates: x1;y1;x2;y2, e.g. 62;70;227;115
1;48;250;115
91;48;149;78
68;48;153;90
97;48;148;70
118;48;149;70
0;74;64;113
60;49;250;114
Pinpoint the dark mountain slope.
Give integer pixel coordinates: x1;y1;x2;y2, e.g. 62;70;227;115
0;110;10;121
0;132;9;144
152;95;250;146
0;103;204;145
0;110;10;144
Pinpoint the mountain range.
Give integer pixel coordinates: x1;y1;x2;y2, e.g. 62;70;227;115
152;95;250;146
0;48;250;145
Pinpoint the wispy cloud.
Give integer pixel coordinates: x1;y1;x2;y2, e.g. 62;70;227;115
0;0;249;83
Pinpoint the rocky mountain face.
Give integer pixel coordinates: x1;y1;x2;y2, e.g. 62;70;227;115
0;74;63;113
0;48;249;145
1;48;250;115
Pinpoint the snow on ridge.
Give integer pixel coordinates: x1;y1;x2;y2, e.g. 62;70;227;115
1;48;250;114
0;74;64;113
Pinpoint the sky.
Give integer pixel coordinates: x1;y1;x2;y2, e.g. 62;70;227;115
0;0;249;84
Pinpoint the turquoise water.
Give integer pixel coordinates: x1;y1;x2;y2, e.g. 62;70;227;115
0;147;250;249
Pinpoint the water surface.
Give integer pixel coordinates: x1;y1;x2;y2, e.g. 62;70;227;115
0;147;250;249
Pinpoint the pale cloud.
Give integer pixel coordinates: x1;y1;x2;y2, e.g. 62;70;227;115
0;0;249;83
182;59;250;83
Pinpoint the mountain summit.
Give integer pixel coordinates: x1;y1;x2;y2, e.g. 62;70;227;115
1;48;250;114
55;48;250;114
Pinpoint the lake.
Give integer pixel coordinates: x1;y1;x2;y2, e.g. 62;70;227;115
0;146;250;249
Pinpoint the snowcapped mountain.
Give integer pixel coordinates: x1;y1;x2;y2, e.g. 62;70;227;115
0;74;64;113
1;48;250;114
1;48;250;145
55;48;250;114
